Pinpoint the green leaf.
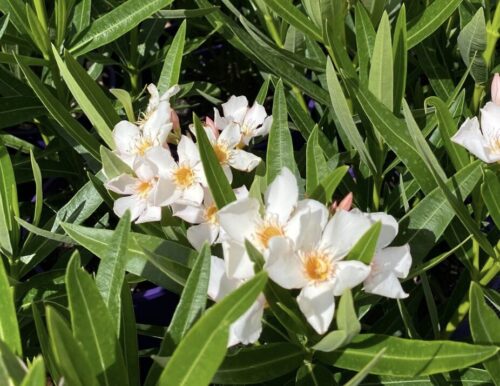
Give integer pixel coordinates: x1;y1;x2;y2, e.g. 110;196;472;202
266;79;297;184
20;357;45;386
393;5;407;114
193;113;236;209
360;368;494;385
212;343;305;384
46;306;98;386
326;60;376;175
0;143;19;256
52;48;118;148
0;340;25;384
407;0;463;49
296;363;335;386
481;170;500;230
457;8;487;84
157;272;268;386
265;0;322;42
119;282;140;386
469;283;500;383
29;150;43;229
346;222;382;264
95;211;131;332
15;57;101;161
355;4;375;85
66;254;129;386
317;334;499;376
0;96;45;129
32;305;61;383
426;96;469;171
368;12;393;111
110;89;135;122
309;165;349;204
158;20;186;94
144;243;211;386
100;146;134;179
70;0;174;56
344;348;387;386
0;259;21;355
306;126;328;195
72;0;91;32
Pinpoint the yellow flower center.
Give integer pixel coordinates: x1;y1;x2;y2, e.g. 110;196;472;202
135;137;153;156
136;180;153;199
302;251;333;282
173;166;195;188
204;204;218;224
255;220;284;249
213;143;230;164
490;134;500;153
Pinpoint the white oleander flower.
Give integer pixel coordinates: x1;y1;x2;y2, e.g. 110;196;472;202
192;117;262;182
144;136;206;206
105;157;176;223
171;187;249;251
208;256;265;347
218;167;327;280
266;209;373;334
215;95;273;146
113;84;179;166
360;211;412;299
451;101;500;163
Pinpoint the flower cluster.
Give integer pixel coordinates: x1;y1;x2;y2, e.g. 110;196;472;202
104;85;412;347
452;73;500;163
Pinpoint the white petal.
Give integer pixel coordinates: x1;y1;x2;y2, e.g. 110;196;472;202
331;260;371;296
480;101;500;140
113;121;139;154
105;174;137;195
320;210;373;259
451;117;494;163
214;108;231;131
218;197;261;243
136;205;161;224
264;167;298;223
144;146;176;174
234;186;249;200
364;271;408;299
222;95;249;123
143;103;171;139
243;103;267;131
160;84;180;101
134;159;157;181
222;241;255;280
152;177;178;207
208;256;239;302
266;237;309;289
253;115;272;138
177;135;200;164
285;205;325;251
187;222;219;251
228;299;264;347
297;282;336;335
146;84;160;110
219;123;242;149
114;195;145;222
180;183;204;205
228;149;262;172
361;210;399;249
373;245;412;278
171;203;205;224
222;164;233;184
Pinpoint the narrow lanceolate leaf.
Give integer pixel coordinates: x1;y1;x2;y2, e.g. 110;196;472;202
392;5;407;114
193;114;236;208
346;222;381;264
212;343;305;384
0;96;45;129
355;4;375;85
70;0;174;56
158;20;186;94
32;306;61;383
95;211;131;332
20;357;45;386
457;8;487;84
0;143;19;256
309;165;349;204
469;283;500;383
15;57;101;161
368;12;393;111
0;340;25;384
120;283;140;386
265;0;322;42
317;334;499;376
46;307;98;386
344;348;387;386
158;272;268;386
52;48;118;148
326;60;376;175
482;170;500;230
0;259;21;355
144;244;211;386
407;0;463;49
66;255;129;386
306;126;327;194
266;79;298;185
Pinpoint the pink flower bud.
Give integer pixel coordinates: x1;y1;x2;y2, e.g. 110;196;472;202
204;117;219;139
170;110;180;132
330;192;353;213
491;73;500;106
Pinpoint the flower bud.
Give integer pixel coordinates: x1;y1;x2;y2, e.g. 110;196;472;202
491;73;500;105
330;192;353;213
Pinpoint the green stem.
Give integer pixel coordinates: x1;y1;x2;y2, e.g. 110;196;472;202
484;2;500;69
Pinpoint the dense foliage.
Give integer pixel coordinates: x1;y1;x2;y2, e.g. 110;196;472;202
0;0;499;385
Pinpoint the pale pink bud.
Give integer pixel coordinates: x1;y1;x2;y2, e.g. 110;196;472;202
491;73;500;106
170;110;180;132
330;192;353;213
204;117;219;139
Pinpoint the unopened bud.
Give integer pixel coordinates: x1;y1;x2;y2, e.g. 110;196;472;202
491;73;500;105
330;192;353;213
